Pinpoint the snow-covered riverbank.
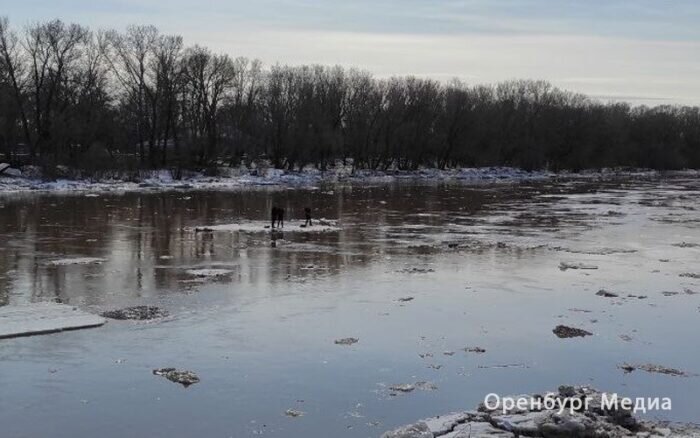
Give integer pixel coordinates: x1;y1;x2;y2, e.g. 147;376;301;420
0;164;697;194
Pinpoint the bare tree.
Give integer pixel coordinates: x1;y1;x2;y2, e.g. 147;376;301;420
0;17;32;155
181;45;235;164
221;57;263;165
104;25;158;165
22;20;89;159
260;65;297;168
151;34;184;166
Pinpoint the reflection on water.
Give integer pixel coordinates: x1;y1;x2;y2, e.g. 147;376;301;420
0;185;512;308
0;178;699;438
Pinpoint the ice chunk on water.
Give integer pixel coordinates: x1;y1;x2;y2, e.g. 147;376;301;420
49;257;106;266
0;303;106;339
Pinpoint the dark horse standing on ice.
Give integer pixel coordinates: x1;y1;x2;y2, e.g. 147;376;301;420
271;207;284;229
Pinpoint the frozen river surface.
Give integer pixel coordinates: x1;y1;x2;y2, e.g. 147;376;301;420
0;177;699;437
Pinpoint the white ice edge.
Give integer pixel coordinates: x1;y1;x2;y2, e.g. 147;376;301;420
0;302;106;339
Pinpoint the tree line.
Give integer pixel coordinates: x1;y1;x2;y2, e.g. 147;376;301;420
1;17;699;174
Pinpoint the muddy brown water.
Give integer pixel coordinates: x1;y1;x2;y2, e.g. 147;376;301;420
0;178;699;437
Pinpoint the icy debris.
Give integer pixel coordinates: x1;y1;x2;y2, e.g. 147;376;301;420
399;267;435;274
284;409;304;418
49;257;106;266
101;306;169;320
627;294;647;299
423;412;488;436
153;368;200;387
185;268;234;278
382;386;700;438
464;347;486;354
680;273;700;279
673;242;699;248
552;325;592;338
397;297;414;302
618;363;692;377
478;363;529;369
334;337;359;346
389;384;416;393
389;382;437;394
414;381;438;391
382;422;432;438
596;289;619;298
662;291;679;296
194;224;247;232
314;218;339;227
552;247;637;256
0;303;106;339
605;210;626;216
0;164;22;177
559;262;598;271
1;166;691;194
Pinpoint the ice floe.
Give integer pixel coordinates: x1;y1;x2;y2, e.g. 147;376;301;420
193;220;341;233
0;303;106;339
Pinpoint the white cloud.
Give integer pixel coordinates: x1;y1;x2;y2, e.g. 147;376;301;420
185;27;700;105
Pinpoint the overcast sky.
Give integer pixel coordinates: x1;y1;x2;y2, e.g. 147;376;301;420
4;0;700;105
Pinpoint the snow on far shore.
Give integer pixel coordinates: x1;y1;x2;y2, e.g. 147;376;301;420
0;165;697;195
